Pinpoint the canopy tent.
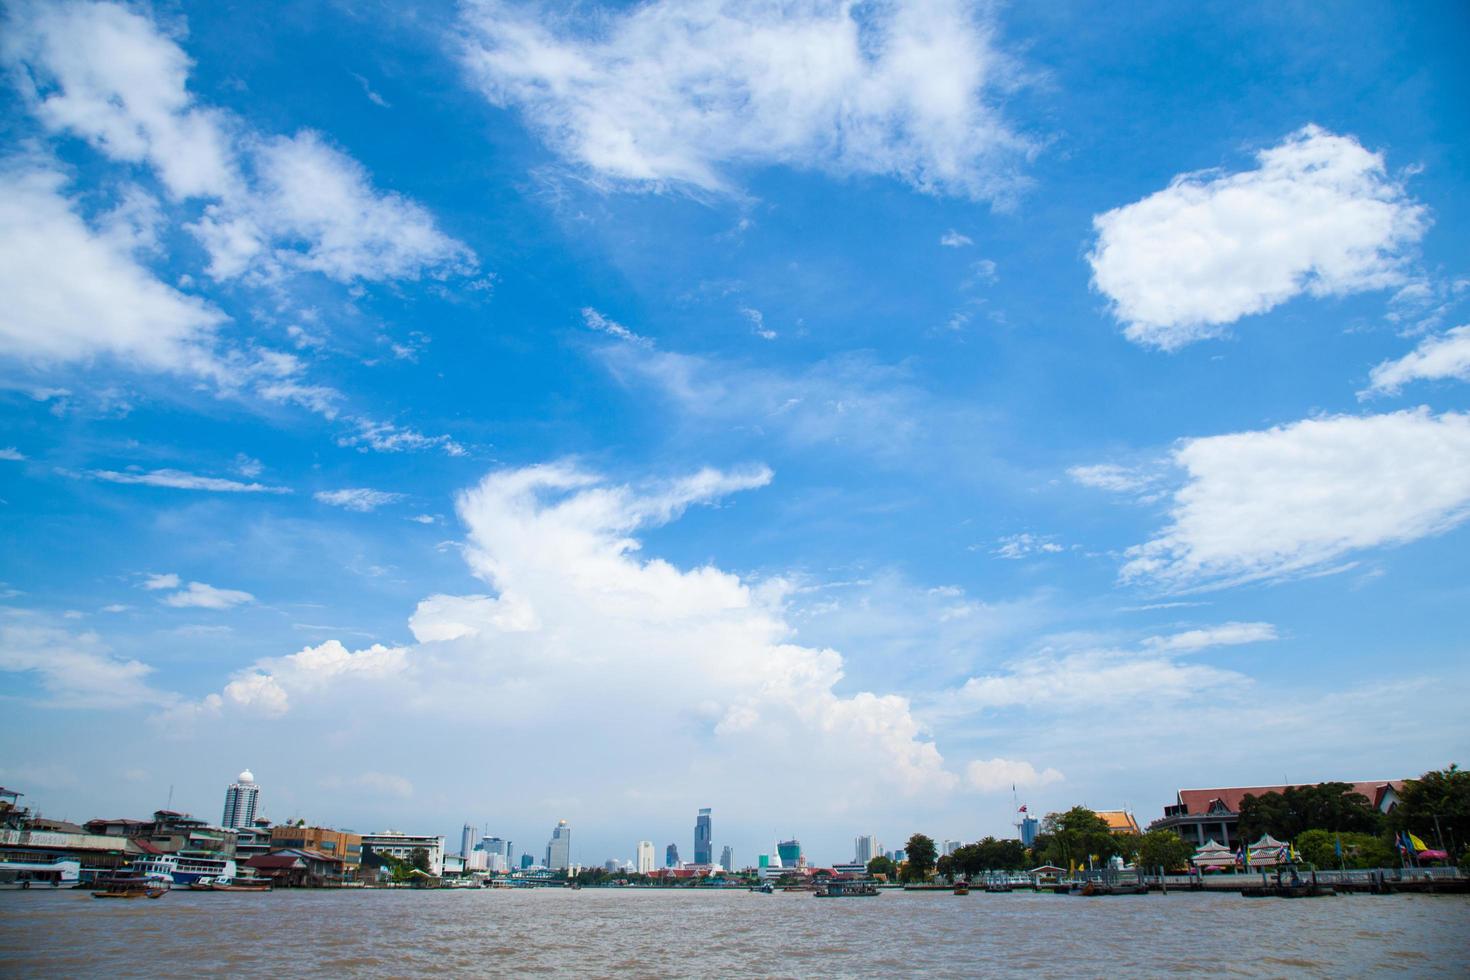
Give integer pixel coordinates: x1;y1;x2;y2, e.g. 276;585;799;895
1245;834;1289;867
1191;840;1235;868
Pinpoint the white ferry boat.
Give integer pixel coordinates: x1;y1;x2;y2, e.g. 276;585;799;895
129;853;238;885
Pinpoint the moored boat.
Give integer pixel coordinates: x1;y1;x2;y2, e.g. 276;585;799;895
815;877;880;897
953;881;970;895
92;875;168;899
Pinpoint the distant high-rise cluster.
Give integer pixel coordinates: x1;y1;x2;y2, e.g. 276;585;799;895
221;769;259;828
719;845;734;871
853;834;876;865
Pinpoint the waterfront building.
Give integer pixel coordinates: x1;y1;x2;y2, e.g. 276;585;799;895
465;849;488;871
233;818;274;861
853;835;875;865
1096;810;1141;835
360;831;446;876
758;853;770;869
245;847;347;886
665;843;679;867
720;845;734;871
221;770;260;829
479;836;509;872
461;823;477;859
777;839;802;868
636;840;655;874
1148;780;1404;848
1019;816;1038;848
270;825;363;870
545;820;571;871
694;807;712;865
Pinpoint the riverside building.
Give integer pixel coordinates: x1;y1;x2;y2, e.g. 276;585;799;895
360;831;445;876
220;770;260;828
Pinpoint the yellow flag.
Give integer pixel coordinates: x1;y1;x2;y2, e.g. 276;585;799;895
1408;833;1429;852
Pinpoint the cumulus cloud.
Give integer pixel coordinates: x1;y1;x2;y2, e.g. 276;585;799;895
87;467;292;494
0;447;27;461
458;0;1030;200
1121;409;1470;590
940;229;973;248
162;581;255;609
1089;125;1429;349
966;757;1063;792
6;1;474;286
142;573;180;591
0;163;224;371
1363;325;1470;396
314;488;407;512
190;463;956;800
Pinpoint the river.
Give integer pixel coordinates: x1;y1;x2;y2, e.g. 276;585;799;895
1;887;1466;977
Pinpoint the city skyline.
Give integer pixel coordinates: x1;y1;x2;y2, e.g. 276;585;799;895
0;0;1466;866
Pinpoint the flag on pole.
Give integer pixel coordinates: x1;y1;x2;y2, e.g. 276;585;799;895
1334;836;1343;860
1408;832;1429;852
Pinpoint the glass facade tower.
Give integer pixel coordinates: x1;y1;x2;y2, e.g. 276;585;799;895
694;807;712;865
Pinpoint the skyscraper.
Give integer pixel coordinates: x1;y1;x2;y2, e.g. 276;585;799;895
546;819;572;871
777;838;802;868
220;769;259;828
694;807;712;865
719;845;734;871
461;823;477;859
854;835;876;865
943;839;961;856
1020;816;1039;848
665;843;680;867
636;840;655;874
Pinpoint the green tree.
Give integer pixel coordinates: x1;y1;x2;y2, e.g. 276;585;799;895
867;855;897;879
1135;830;1193;873
1391;764;1469;855
1238;783;1382;839
1038;807;1117;869
408;847;432;874
935;854;955;881
902;834;938;881
1295;830;1395;870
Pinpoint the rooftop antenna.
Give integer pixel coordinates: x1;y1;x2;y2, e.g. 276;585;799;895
166;784;174;810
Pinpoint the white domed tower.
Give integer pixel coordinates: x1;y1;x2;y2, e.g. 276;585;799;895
222;769;260;828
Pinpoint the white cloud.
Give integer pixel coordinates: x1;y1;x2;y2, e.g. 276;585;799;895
1067;462;1163;496
458;0;1030;200
1089;125;1429;349
0;624;165;708
162;581;255;609
1364;325;1470;396
408;514;438;525
336;417;466;457
189;463;956;802
0;447;24;461
142;573;180;591
740;306;776;340
87;467;292;494
221;639;408;716
6;1;475;286
940;229;973;247
0;162;224;372
581;306;650;346
1122;409;1470;590
4;0;237;200
1142;621;1277;653
992;532;1064;560
966;757;1063;792
314;488;407;512
233;454;264;478
956;647;1243;712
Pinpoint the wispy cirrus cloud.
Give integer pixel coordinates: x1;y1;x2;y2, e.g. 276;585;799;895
85;468;291;494
314;488;407;512
1362;324;1470;397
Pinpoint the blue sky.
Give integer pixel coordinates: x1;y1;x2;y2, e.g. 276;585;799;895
1;0;1467;867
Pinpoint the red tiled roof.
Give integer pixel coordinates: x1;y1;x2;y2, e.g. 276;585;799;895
1177;780;1404;815
246;854;306;869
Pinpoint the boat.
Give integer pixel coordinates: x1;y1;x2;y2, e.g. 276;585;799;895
190;876;271;892
1242;882;1334;899
92;875;168;899
129;853;239;886
953;881;970;895
815;878;880;897
0;859;80;890
748;883;774;893
985;881;1013;893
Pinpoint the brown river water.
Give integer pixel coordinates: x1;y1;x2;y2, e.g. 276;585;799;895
1;887;1466;977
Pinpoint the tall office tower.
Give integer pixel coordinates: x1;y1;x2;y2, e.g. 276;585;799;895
520;853;533;870
221;769;260;828
1020;816;1039;848
854;835;875;865
719;845;734;871
636;841;656;874
777;838;802;868
506;840;515;869
461;823;477;858
481;836;509;872
694;807;713;865
943;839;961;856
665;843;680;867
547;819;572;871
